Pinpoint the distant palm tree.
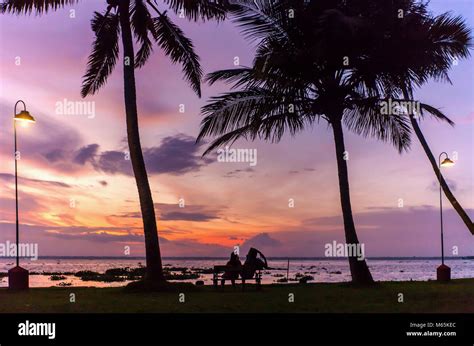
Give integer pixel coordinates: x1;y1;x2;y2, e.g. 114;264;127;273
2;0;229;283
197;0;472;283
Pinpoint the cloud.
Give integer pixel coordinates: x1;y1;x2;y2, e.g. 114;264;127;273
158;238;229;257
428;179;457;192
112;203;222;222
160;211;218;222
111;212;141;218
44;149;65;163
155;203;220;222
144;134;214;174
0;196;44;217
0;105;85;173
303;205;446;227
93;150;132;175
0;222;230;257
158;203;222;222
0;173;71;188
1;203;473;257
44;230;143;243
228;236;243;240
1;124;211;178
299;205;474;257
223;167;254;178
74;144;99;165
241;233;282;251
91;134;213;176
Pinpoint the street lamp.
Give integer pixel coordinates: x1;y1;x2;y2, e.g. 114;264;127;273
8;100;35;290
436;152;455;282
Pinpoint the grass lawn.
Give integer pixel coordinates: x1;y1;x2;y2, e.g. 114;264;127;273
0;279;473;313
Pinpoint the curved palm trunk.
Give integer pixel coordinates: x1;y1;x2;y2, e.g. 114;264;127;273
401;89;474;235
119;0;165;282
408;115;474;235
332;118;374;284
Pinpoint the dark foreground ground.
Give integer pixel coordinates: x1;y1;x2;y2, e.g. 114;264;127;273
0;279;472;313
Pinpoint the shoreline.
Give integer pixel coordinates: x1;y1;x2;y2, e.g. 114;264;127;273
1;256;472;260
1;260;473;287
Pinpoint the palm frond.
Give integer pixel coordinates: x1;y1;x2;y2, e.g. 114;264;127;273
205;68;254;87
344;98;412;153
387;94;455;126
200;126;254;156
199;89;276;139
201;109;310;156
0;0;78;15
419;103;455;126
205;67;283;90
162;0;229;21
229;0;289;42
429;13;472;60
131;0;153;68
339;6;472;99
418;12;472;82
151;13;202;97
81;11;120;97
198;87;310;155
206;56;311;95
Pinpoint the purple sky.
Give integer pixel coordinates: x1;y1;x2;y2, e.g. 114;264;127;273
0;0;473;258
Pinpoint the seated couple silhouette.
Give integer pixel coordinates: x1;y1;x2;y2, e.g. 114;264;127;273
221;247;268;286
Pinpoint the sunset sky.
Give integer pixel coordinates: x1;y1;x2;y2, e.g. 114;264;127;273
0;0;473;258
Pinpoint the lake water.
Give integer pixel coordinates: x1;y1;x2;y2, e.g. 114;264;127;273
0;257;472;287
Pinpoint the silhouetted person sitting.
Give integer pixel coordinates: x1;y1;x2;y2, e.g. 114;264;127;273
241;248;268;280
222;252;242;287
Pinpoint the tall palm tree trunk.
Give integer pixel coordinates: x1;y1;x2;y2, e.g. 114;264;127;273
119;0;165;282
332;117;374;284
408;115;474;235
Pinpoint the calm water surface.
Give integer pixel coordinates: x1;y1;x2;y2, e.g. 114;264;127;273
0;258;472;287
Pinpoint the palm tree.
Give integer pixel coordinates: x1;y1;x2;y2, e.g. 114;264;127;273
324;0;473;234
199;1;413;284
2;0;229;283
374;8;474;234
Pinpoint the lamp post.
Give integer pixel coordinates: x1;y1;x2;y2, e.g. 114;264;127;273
8;100;35;290
436;152;454;282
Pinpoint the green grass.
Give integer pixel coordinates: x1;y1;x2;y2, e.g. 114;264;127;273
0;279;473;313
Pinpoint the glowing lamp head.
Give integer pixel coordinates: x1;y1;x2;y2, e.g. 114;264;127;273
441;157;455;167
14;110;36;124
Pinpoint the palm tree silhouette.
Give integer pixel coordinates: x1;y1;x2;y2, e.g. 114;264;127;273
358;3;473;234
308;0;473;234
2;0;229;283
197;0;471;283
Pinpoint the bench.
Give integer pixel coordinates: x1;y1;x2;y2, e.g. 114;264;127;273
212;265;262;290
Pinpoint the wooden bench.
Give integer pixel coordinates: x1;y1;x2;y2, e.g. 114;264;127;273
212;265;262;290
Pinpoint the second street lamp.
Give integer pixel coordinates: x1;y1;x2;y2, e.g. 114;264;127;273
436;151;455;282
8;100;36;290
